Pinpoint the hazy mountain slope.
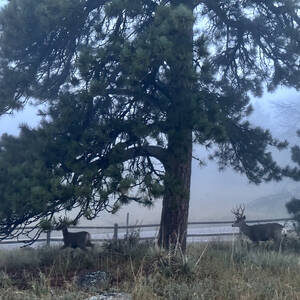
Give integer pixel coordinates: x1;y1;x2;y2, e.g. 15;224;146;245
245;188;300;219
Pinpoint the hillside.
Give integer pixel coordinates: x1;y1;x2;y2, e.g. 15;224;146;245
245;187;300;219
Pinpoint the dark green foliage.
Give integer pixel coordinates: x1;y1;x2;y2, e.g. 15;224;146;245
284;131;300;233
286;198;300;216
286;198;300;234
0;127;76;240
284;130;300;181
0;0;298;246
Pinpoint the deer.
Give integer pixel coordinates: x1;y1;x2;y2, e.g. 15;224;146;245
231;205;284;244
57;223;94;250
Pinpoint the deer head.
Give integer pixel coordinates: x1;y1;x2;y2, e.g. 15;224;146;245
231;204;246;228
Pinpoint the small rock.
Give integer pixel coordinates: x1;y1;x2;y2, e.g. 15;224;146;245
77;271;108;290
85;292;132;300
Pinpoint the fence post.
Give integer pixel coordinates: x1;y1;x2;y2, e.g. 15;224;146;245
46;230;51;246
126;212;129;239
113;223;118;240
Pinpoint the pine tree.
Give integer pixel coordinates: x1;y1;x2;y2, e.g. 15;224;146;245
0;0;299;250
286;198;300;234
285;130;300;233
0;127;75;240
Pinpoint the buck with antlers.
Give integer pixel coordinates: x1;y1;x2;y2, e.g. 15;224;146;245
231;205;284;243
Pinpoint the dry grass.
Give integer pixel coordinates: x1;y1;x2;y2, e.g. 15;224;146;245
0;238;300;299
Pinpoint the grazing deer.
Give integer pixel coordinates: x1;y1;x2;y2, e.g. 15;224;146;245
232;205;283;243
59;224;94;250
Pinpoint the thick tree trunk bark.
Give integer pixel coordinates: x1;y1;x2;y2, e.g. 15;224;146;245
158;130;193;252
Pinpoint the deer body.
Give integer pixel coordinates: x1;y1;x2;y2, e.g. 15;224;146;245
61;227;94;250
233;220;283;242
232;205;283;243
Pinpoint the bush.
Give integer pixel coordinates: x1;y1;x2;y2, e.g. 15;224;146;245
102;229;154;258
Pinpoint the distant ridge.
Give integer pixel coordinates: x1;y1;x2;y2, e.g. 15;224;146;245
204;187;300;222
245;187;300;219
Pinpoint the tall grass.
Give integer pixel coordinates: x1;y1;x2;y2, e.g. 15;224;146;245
0;238;300;299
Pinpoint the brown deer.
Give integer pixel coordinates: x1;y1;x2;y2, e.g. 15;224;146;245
58;224;94;250
231;205;283;243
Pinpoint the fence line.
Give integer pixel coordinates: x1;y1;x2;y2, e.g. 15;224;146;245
0;217;293;246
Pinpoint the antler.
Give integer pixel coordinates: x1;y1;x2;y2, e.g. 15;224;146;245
231;204;245;218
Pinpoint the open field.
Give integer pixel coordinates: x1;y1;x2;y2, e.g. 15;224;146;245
1;238;300;299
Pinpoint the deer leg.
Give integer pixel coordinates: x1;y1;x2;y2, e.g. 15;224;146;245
87;241;94;248
246;240;251;251
253;241;259;249
241;238;250;251
78;245;88;251
274;237;283;252
279;234;286;252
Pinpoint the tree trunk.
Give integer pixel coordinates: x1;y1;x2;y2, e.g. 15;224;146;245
158;130;193;252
